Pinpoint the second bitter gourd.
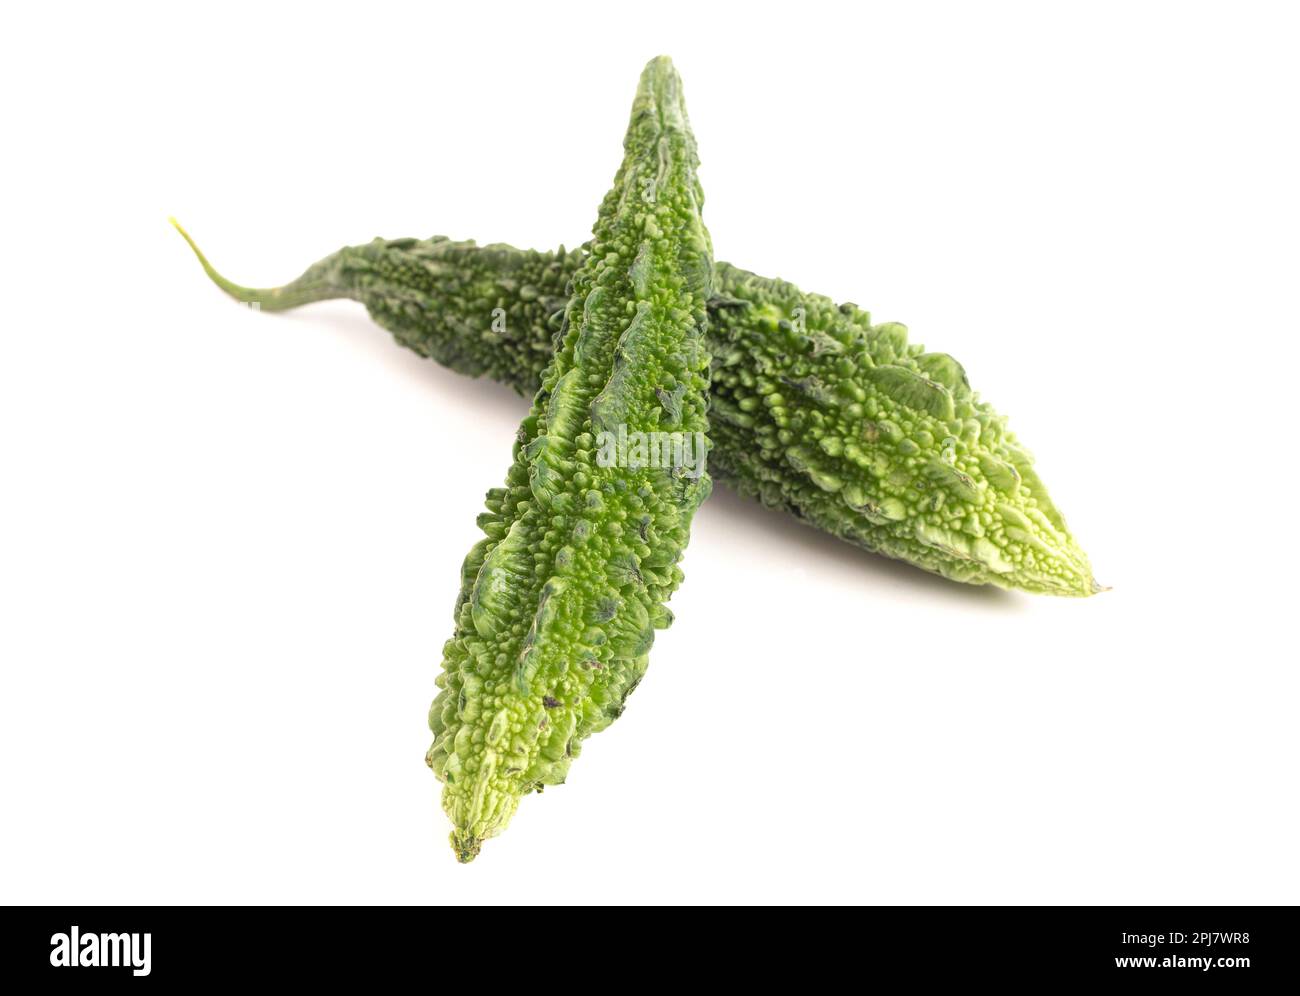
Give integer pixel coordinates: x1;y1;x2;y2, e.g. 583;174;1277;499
424;57;714;860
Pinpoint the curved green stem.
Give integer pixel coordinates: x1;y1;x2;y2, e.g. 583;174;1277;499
169;218;349;311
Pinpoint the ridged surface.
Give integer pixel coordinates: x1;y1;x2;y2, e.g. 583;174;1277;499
423;57;713;860
703;264;1096;595
179;226;1096;595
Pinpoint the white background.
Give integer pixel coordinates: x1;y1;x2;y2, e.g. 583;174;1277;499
1;1;1296;905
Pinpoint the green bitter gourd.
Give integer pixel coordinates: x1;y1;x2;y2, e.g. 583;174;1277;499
423;57;712;860
176;227;1098;597
174;144;1097;598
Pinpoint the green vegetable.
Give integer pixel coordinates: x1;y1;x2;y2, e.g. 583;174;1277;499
176;224;1097;596
424;57;711;860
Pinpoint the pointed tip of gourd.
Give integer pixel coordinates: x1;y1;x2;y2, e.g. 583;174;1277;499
635;56;688;134
639;55;683;95
450;830;482;864
1055;572;1107;597
1049;568;1107;598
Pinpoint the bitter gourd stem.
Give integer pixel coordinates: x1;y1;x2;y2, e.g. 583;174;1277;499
169;218;348;311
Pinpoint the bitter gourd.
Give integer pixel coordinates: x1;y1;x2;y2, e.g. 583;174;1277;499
176;226;1098;596
422;57;712;860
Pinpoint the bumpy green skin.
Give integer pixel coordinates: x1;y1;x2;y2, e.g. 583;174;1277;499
177;226;1097;596
425;58;712;860
705;266;1096;595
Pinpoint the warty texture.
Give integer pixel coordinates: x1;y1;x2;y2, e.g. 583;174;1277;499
177;225;1096;596
425;57;712;860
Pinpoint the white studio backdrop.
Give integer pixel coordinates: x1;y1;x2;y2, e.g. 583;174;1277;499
0;1;1296;905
